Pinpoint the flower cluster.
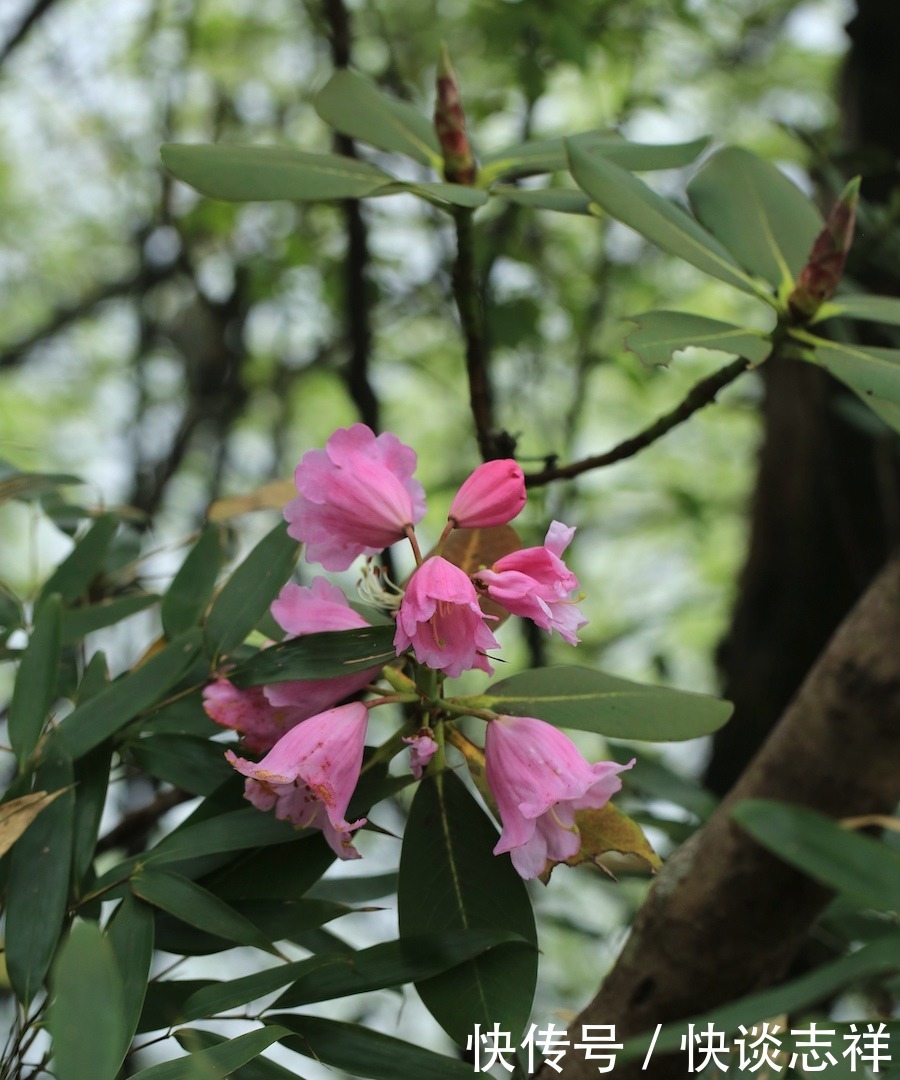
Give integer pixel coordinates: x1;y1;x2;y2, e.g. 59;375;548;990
204;424;627;878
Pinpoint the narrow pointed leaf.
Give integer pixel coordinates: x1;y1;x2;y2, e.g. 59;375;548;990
398;771;537;1047
489;186;592;214
60;592;159;644
162;525;227;638
105;894;155;1065
567;137;760;296
204;522;299;659
132;868;278;955
127;734;234;795
625;311;772;367
161;144;392;202
0;788;67;859
230;624;396;686
269;1014;478;1080
71;745;111;885
8;593;62;767
687;147;823;288
374;180;488;207
470;665;732;741
314;69;441;168
5;748;75;1005
480;131;710;183
38;513;118;605
74;650;110;703
48;920;126;1080
167;1030;304;1079
815;292;900;326
732;799;900;911
129;1027;291;1080
56;629;203;759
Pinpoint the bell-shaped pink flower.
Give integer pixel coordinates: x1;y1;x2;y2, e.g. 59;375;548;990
485;715;633;879
285;424;427;571
226;702;369;860
394;556;500;678
402;728;439;779
447;459;526;529
264;578;378;713
473;520;586;645
203;678;309;754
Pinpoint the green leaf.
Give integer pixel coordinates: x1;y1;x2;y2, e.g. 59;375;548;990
230;624;396;686
618;935;900;1064
150;807;301;865
132;868;278;955
105;894;155;1065
162;525;227;638
314;69;441;168
5;748;75;1006
731;800;900;911
71;745;111;886
56;629;203;759
469;665;733;741
307;870;397;903
208;834;335;900
815;293;900;326
625;311;773;367
48;920;126;1080
180;956;336;1021
566;136;761;297
796;334;900;433
374;180;488;208
686;146;823;289
0;468;84;505
127;734;234;796
164;1031;305;1080
489;186;592;214
60;593;159;645
398;771;537;1046
129;1027;291;1080
161;144;392;202
8;593;62;767
480;131;710;184
136;694;219;737
37;513;118;605
269;1014;479;1080
204;521;299;659
73;650;110;704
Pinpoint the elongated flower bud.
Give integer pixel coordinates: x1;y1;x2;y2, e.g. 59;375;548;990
788;177;860;321
434;45;476;186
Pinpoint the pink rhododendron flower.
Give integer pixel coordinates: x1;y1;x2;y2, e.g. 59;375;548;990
226;702;368;859
402;728;439;779
448;459;526;528
203;679;308;754
473;521;586;645
394;556;499;678
485;714;633;879
264;578;378;713
284;424;427;571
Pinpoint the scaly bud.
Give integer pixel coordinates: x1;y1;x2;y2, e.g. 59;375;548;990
434;45;476;186
788;177;861;321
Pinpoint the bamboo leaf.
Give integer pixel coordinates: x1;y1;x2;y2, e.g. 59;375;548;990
625;311;773;367
230;624;396;686
162;525;227;638
60;593;159;645
105;894;155;1065
161;144;392;202
8;593;62;767
38;514;118;605
468;665;733;741
129;1027;291;1080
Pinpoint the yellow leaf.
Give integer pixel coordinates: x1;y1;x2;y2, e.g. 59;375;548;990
541;802;662;883
207;480;297;522
0;789;69;859
440;525;522;622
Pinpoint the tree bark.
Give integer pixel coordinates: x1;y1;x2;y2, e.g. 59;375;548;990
536;550;900;1079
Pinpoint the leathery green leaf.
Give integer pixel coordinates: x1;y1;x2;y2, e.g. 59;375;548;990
314;68;441;168
132;868;278;955
269;1014;479;1080
161;143;392;202
732;799;900;911
815;293;900;327
56;629;203;759
5;748;75;1006
468;665;733;741
230;624;396;686
48;920;126;1080
687;146;823;289
37;513;118;606
105;894;155;1065
624;311;772;367
129;1026;291;1080
398;771;537;1047
567;136;762;297
161;524;227;638
8;592;62;768
796;334;900;433
204;521;299;659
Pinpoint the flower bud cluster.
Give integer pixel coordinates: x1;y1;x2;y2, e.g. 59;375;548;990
203;424;626;877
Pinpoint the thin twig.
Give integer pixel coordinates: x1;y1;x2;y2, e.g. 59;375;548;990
525;356;751;487
0;0;60;67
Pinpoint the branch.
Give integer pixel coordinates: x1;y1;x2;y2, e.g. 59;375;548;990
0;0;61;67
525;356;750;487
537;549;900;1079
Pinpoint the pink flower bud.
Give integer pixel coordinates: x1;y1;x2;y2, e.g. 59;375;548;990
285;424;426;571
434;45;476;186
447;459;526;529
394;556;499;678
403;728;439;779
788;177;860;321
485;714;634;879
226;701;369;860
